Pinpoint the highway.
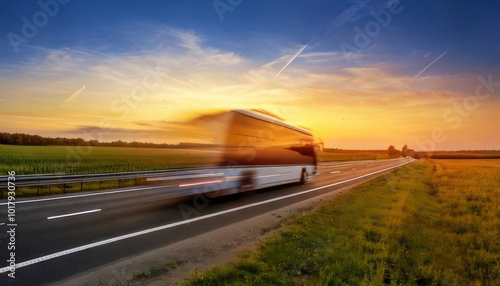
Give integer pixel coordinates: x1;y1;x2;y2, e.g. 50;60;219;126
0;157;412;285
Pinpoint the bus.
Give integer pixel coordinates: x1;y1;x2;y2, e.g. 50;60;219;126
148;109;317;197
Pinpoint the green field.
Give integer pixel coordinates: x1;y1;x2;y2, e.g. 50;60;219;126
177;159;500;285
0;145;216;175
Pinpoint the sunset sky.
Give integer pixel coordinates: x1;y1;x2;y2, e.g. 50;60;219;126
1;0;499;150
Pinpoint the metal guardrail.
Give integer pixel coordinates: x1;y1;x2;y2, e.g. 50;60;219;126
0;162;336;189
0;162;326;197
1;169;190;187
0;167;221;197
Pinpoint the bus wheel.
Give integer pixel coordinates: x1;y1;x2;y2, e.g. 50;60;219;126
299;169;307;185
239;170;255;192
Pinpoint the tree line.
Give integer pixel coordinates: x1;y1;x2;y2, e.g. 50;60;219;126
387;144;415;158
0;132;179;148
0;132;418;156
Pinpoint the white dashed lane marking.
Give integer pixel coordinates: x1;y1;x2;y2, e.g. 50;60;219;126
47;209;102;220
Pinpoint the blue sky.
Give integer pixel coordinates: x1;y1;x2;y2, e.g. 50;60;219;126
1;0;499;150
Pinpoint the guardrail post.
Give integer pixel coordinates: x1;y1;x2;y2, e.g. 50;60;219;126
80;182;83;192
63;184;66;194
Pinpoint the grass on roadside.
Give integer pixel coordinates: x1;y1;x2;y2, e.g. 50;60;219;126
181;159;500;285
132;259;183;281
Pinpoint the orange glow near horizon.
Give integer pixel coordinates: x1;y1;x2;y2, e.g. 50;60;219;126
2;69;499;151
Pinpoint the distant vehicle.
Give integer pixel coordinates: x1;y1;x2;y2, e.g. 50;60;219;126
148;109;317;196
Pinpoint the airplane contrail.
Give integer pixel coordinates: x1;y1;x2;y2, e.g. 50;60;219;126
412;51;448;81
273;42;309;81
63;84;86;106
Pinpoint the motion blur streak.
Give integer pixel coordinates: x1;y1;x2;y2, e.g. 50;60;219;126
178;179;224;187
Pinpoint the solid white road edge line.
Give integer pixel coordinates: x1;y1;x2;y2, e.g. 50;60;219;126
0;159;413;273
330;171;341;174
47;209;102;220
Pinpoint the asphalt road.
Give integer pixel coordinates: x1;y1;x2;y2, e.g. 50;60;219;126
0;157;412;285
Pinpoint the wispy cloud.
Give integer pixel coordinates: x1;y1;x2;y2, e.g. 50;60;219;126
329;0;370;32
328;0;398;33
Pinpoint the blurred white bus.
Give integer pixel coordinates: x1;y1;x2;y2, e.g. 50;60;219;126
148;109;317;196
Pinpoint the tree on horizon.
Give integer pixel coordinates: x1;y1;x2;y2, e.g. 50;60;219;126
401;145;408;157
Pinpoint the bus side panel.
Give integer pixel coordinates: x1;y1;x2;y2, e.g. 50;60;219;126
220;111;317;168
